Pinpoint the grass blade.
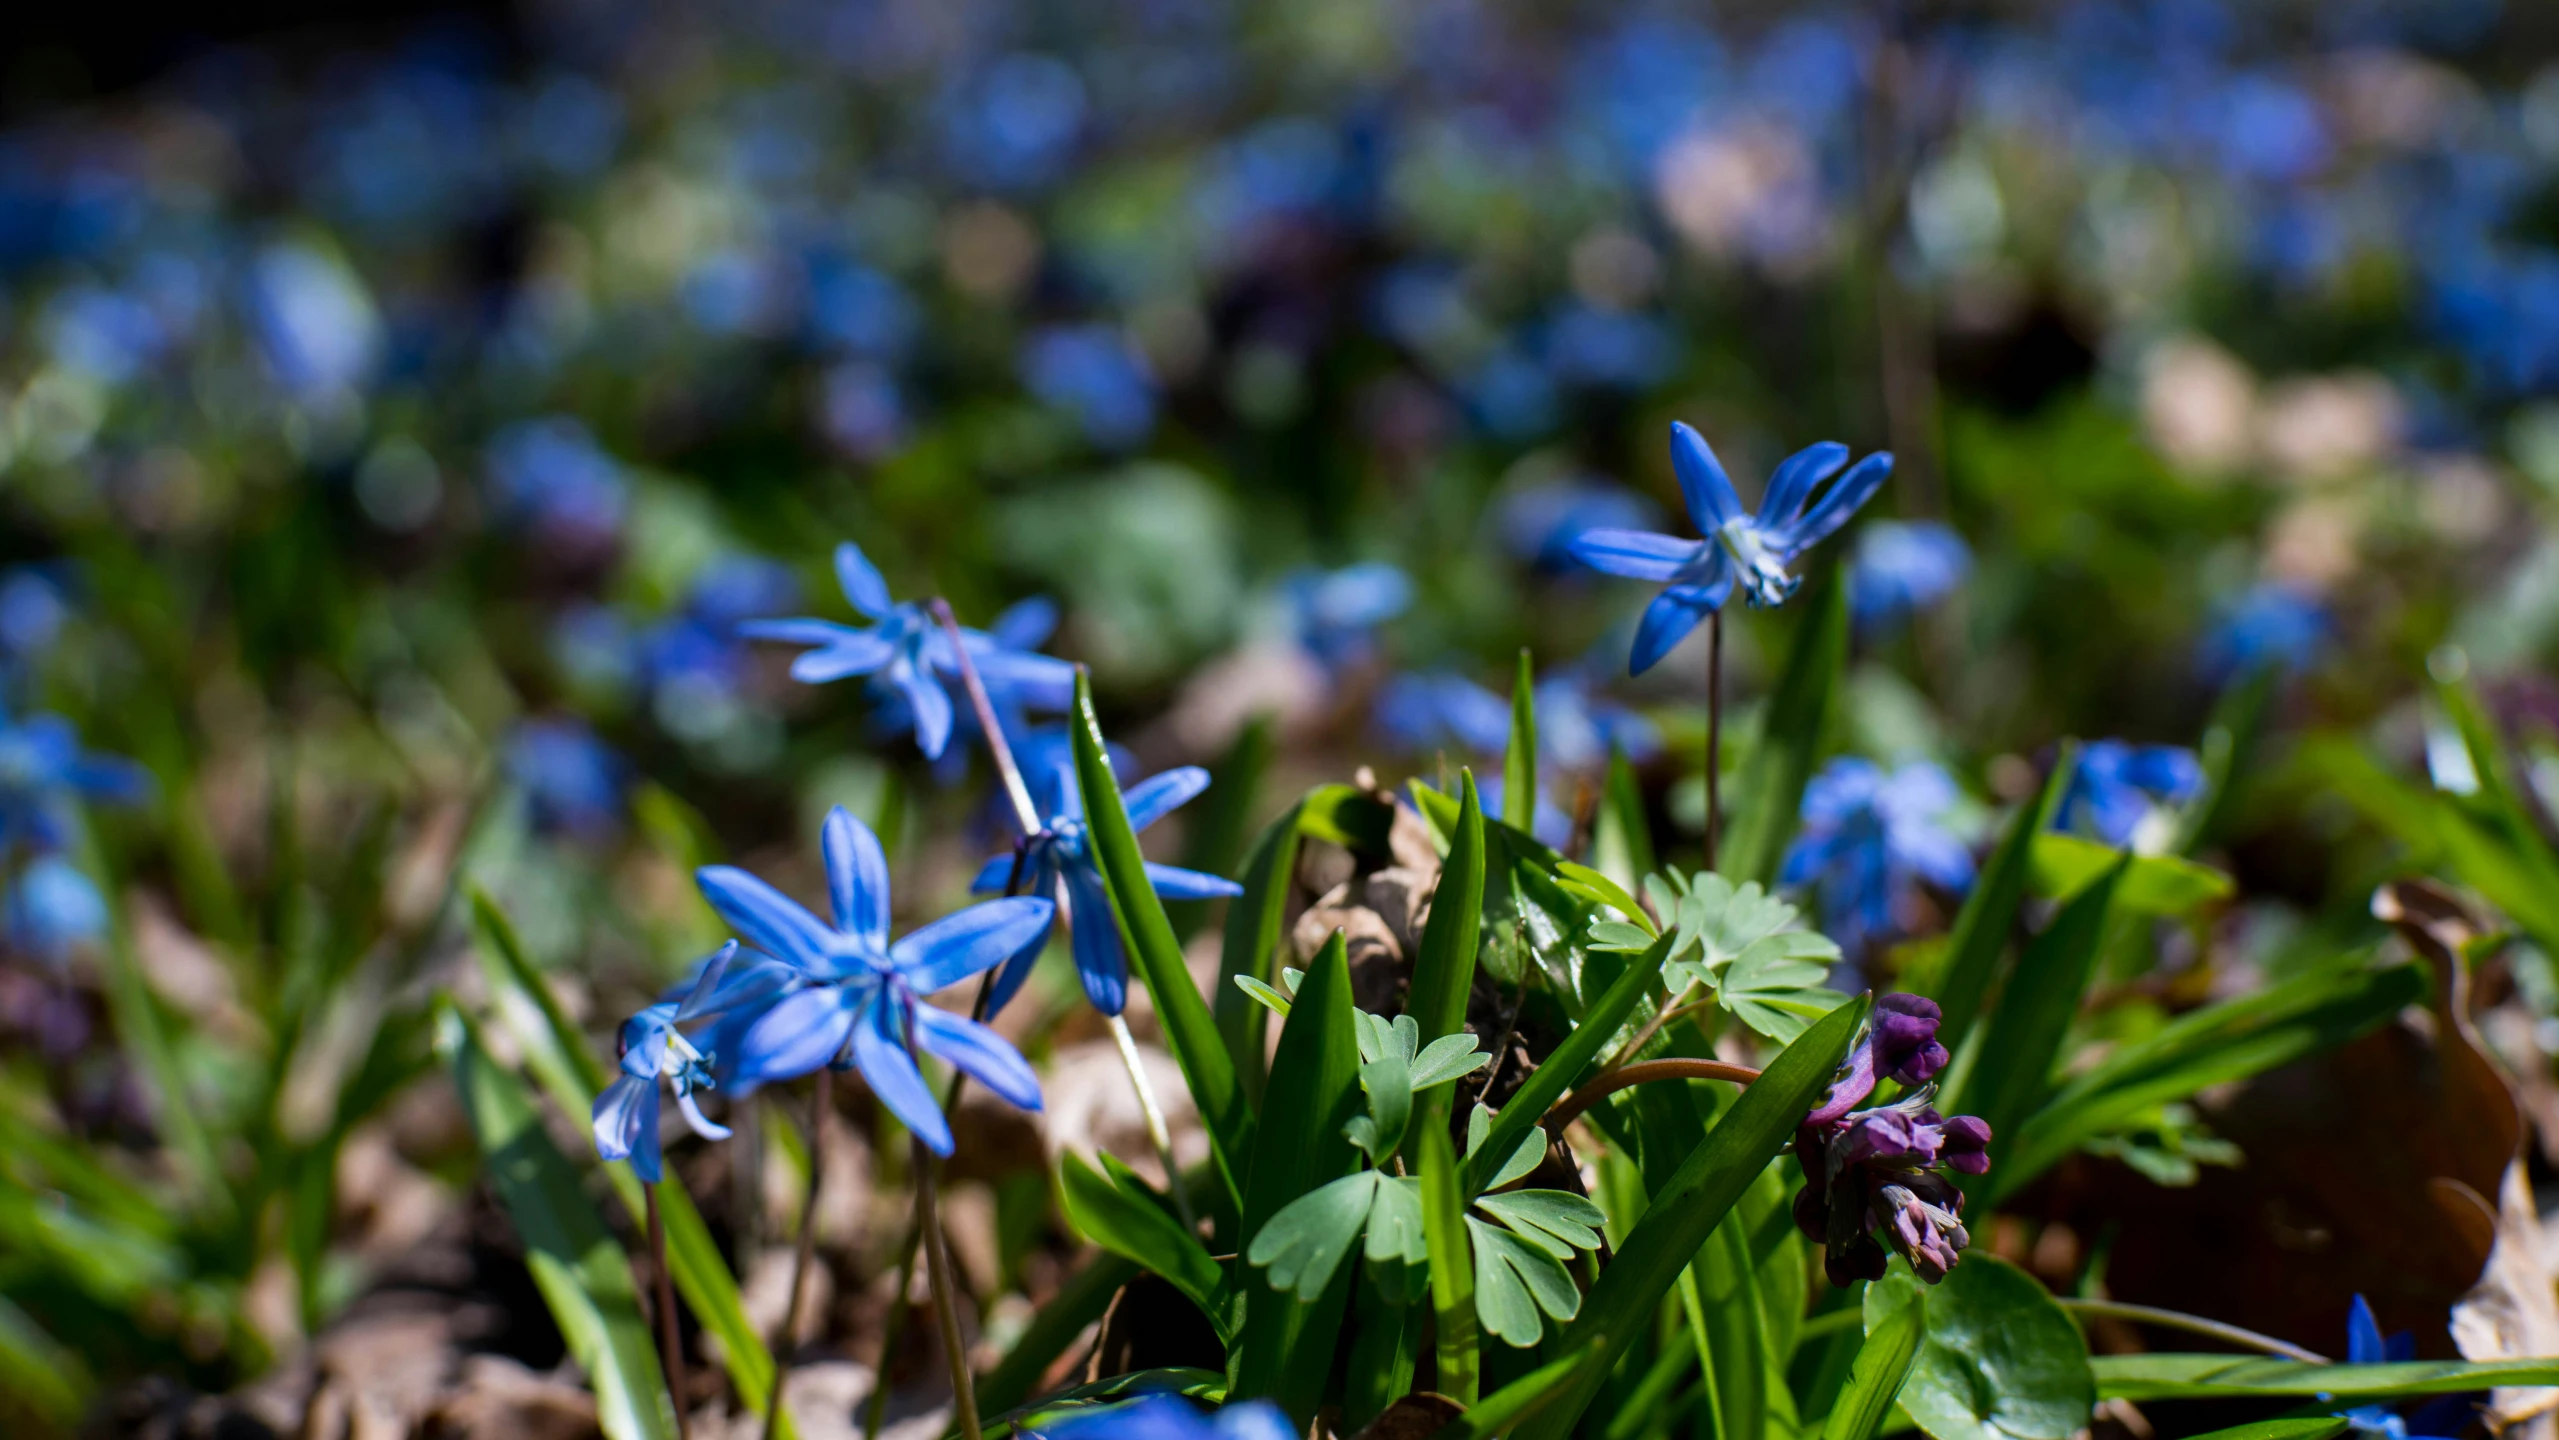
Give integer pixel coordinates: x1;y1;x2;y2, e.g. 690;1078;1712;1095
1418;1099;1479;1405
1074;672;1255;1206
1513;996;1868;1440
1425;1332;1617;1440
1926;745;2074;1057
2179;1422;2350;1440
1059;1153;1231;1341
1459;927;1678;1198
1215;798;1307;1109
1408;770;1486;1047
1822;1281;1925;1440
2091;1355;2559;1402
1506;649;1537;833
1947;859;2125;1185
0;1295;89;1432
1721;571;1848;885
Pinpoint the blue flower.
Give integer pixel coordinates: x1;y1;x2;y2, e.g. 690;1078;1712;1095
740;541;1076;762
1374;671;1511;757
1570;422;1894;673
1535;665;1662;772
486;417;628;551
0;568;72;664
1494;479;1661;572
0;709;150;854
1781;759;1974;955
1022;326;1157;449
243;241;382;399
1025;1394;1294;1440
505;718;624;838
6;855;108;963
2337;1296;2460;1440
970;759;1239;1018
2200;583;2328;682
1283;563;1412;672
703;808;1054;1155
1373;668;1628;847
2059;741;2203;849
593;942;750;1183
1848;521;1970;629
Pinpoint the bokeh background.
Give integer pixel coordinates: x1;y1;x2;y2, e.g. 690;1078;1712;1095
12;0;2559;1433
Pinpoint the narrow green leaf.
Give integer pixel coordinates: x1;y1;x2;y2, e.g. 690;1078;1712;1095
0;1295;89;1429
1825;1279;1926;1440
1418;1103;1479;1405
1214;798;1306;1108
1554;860;1652;936
1170;715;1271;942
1722;572;1849;885
1344;1265;1424;1431
2178;666;2277;854
1231;931;1365;1422
1506;649;1538;832
984;1367;1226;1436
1424;1332;1616;1440
1408;771;1486;1047
1927;748;2074;1057
1949;860;2126;1183
1060;1153;1231;1341
2090;1354;2559;1402
443;1005;672;1440
2030;833;2234;916
2179;1422;2350;1440
1459;926;1679;1198
1596;745;1657;889
1074;672;1254;1208
83;831;226;1218
1512;996;1867;1440
1893;1257;2091;1440
1693;1200;1773;1440
974;1253;1139;1416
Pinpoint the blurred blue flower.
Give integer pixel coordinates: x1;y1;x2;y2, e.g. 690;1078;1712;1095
970;758;1238;1016
1374;670;1511;757
741;541;1075;761
592;942;744;1183
1848;521;1970;629
0;568;72;665
1495;479;1661;573
243;241;382;399
487;417;629;552
2059;742;2202;849
42;284;167;384
700;808;1054;1155
1782;758;1974;955
1194;118;1343;254
0;710;150;854
2336;1296;2458;1440
506;717;624;837
1284;563;1411;671
807;259;917;359
1536;666;1662;771
1025;1394;1294;1440
2199;583;2328;681
943;52;1089;191
1544;304;1675;390
1572;422;1894;673
1461;348;1560;440
1022;326;1157;449
820;362;909;461
6;854;108;963
633;557;802;732
513;73;624;177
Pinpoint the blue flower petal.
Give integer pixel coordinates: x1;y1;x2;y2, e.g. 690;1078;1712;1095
834;541;894;620
1630;580;1728;674
674;941;740;1023
738;617;863;647
592;1073;657;1173
788;633;899;684
970;852;1025;894
891;895;1059;994
1757;441;1850;532
852;996;951;1155
1775;451;1893;553
1145;861;1243;900
912;1004;1043;1112
733;982;862;1083
1567;527;1699;583
1065;864;1128;1016
1123;766;1211;832
697;865;838;973
2347;1295;2387;1367
822;807;892;946
1670;421;1747;533
990;595;1059;651
895;659;956;759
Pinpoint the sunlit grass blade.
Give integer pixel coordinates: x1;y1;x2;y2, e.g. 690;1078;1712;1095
1215;797;1306;1108
1059;1152;1231;1341
1459;927;1676;1198
1512;996;1866;1440
2091;1354;2559;1402
1925;743;2073;1057
1408;770;1485;1047
1418;1097;1478;1405
1821;1281;1925;1440
1506;648;1537;832
1947;859;2125;1185
1721;571;1848;884
1073;672;1255;1206
441;1003;673;1440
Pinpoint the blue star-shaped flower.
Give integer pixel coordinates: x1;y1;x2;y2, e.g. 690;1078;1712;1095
1024;1394;1294;1440
1848;520;1969;630
701;808;1054;1155
1569;421;1893;673
2059;741;2203;849
740;541;1076;761
0;708;150;853
1781;758;1974;956
592;942;749;1183
970;758;1241;1017
2337;1295;2462;1440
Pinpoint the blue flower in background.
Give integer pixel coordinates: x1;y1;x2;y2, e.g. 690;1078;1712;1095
505;717;624;837
1536;665;1662;772
1571;422;1894;673
741;541;1075;761
971;759;1239;1017
592;942;746;1183
42;284;169;385
1022;326;1157;449
890;597;1069;787
0;709;150;854
631;556;801;735
487;417;629;551
820;362;908;460
6;855;109;963
1374;670;1510;757
943;52;1089;192
2200;583;2328;681
1782;758;1974;955
243;241;382;399
0;568;72;669
1283;563;1412;671
1495;479;1661;572
701;808;1053;1155
1025;1394;1294;1440
1373;666;1634;846
1544;304;1676;390
2060;741;2202;849
1848;521;1970;629
2335;1296;2460;1440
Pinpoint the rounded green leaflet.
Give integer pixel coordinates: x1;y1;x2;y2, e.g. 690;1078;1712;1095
1879;1257;2094;1440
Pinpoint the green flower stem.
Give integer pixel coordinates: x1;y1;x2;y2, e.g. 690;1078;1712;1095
1546;1057;1763;1135
645;1183;693;1440
2058;1299;2330;1365
1106;1011;1198;1234
1706;608;1725;873
763;1067;831;1440
914;1135;983;1440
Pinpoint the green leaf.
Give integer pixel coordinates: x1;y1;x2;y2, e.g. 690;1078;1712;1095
1927;749;2075;1057
2090;1354;2559;1401
0;1295;88;1429
1949;860;2126;1182
1418;1106;1479;1404
1893;1258;2091;1440
2030;832;2234;916
2177;666;2278;855
1825;1272;1926;1440
1465;1102;1546;1191
1512;996;1868;1440
1460;926;1680;1197
1557;861;1653;935
1595;745;1658;892
1720;944;1851;1042
1246;1171;1379;1303
986;1367;1226;1436
1722;572;1849;885
1467;1216;1580;1342
1506;649;1538;832
1169;714;1269;942
1347;1053;1415;1163
1299;782;1397;858
1589;920;1658;952
1408;771;1488;1048
1473;1191;1607;1258
1059;1153;1231;1341
1075;672;1254;1208
1231;930;1365;1421
1424;1332;1618;1440
1365;1176;1430;1289
1409;1034;1491;1090
974;1253;1138;1416
1215;796;1307;1106
442;1005;672;1440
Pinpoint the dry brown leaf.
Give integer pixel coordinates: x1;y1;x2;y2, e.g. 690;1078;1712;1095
2449;1164;2559;1440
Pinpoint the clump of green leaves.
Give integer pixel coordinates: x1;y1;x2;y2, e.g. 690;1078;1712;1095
1570;864;1849;1041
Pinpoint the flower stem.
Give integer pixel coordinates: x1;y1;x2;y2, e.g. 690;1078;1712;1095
2056;1299;2331;1365
914;1134;984;1440
1106;1011;1198;1234
1546;1056;1763;1134
646;1182;693;1440
928;598;1041;835
1705;609;1724;873
862;1223;923;1440
762;1066;831;1440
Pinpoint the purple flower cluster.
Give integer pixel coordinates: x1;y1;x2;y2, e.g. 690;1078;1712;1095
1792;995;1991;1286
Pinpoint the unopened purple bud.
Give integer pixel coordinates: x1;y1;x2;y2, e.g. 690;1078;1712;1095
1879;1182;1971;1283
1873;994;1948;1086
1940;1114;1992;1175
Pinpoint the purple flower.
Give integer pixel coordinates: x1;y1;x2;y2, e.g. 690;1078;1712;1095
1570;422;1893;673
1793;996;1990;1286
701;808;1053;1156
592;943;750;1183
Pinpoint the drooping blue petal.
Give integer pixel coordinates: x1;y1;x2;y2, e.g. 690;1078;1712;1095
891;895;1059;995
980;917;1053;1019
1774;451;1893;553
894;658;956;759
696;865;838;973
1064;864;1128;1016
1123;766;1211;833
1145;861;1243;900
1629;578;1731;674
970;852;1025;895
675;1087;733;1141
1756;441;1850;532
1669;421;1746;533
674;941;740;1023
737;617;867;649
851;995;951;1155
822;807;892;946
911;1004;1044;1112
1567;527;1699;583
784;631;900;684
834;541;894;620
593;1074;664;1182
733;982;862;1083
